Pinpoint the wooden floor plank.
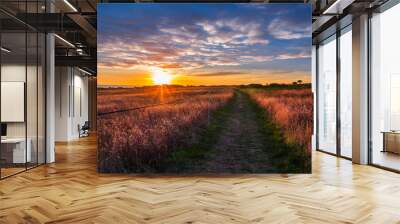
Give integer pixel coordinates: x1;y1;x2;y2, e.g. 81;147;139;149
0;136;399;223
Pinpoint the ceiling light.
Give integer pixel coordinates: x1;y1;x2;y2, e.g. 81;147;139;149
322;0;354;15
78;67;93;76
63;0;78;12
1;47;11;53
323;0;341;14
76;48;84;55
54;34;75;48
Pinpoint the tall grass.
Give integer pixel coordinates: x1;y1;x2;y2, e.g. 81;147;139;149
98;86;227;114
248;89;313;153
97;87;233;172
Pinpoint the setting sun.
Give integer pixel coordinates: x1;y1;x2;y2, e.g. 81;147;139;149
151;68;172;85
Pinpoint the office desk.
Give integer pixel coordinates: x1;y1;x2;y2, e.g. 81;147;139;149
382;131;400;154
1;138;31;163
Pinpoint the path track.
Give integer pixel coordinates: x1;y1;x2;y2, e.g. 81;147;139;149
194;91;274;173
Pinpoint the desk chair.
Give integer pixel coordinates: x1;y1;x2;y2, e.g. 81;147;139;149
79;121;90;138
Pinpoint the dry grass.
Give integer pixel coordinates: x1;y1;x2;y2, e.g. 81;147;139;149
97;85;312;173
97;86;234;172
248;88;313;153
98;86;228;114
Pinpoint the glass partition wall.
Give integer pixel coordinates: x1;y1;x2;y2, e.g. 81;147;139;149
316;0;400;171
316;25;353;159
370;2;400;171
0;2;46;179
0;30;27;177
317;35;337;154
339;26;352;159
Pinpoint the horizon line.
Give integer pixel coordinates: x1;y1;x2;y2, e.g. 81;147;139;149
98;83;312;88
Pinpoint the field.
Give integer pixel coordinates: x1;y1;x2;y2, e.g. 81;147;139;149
97;85;312;173
247;88;313;152
98;86;234;172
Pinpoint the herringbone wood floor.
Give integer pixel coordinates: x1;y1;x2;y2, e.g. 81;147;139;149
1;136;400;224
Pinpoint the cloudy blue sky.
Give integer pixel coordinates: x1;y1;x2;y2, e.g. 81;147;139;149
98;4;311;86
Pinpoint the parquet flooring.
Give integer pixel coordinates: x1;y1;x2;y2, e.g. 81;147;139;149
0;136;400;223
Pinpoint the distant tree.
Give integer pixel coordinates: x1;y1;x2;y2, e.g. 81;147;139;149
248;83;264;88
292;81;298;85
269;83;281;87
297;80;303;84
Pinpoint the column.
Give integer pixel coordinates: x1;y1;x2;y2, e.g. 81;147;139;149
352;14;369;164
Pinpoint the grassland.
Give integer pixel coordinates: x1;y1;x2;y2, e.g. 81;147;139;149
97;84;312;173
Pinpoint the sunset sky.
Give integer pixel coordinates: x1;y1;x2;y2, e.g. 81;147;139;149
98;4;311;86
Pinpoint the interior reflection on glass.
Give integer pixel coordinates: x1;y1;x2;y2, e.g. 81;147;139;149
371;2;400;171
0;1;46;179
318;36;337;155
340;27;352;158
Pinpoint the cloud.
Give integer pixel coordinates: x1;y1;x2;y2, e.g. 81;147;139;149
198;19;269;46
98;5;311;75
98;18;271;71
240;55;274;62
239;52;310;63
189;71;246;77
276;52;311;60
268;18;311;40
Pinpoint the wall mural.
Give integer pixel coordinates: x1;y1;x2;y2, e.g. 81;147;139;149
97;3;312;173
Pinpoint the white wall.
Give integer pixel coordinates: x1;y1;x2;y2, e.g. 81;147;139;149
1;64;25;81
311;45;317;151
55;67;89;141
1;65;26;139
55;67;70;141
1;65;37;138
72;73;89;138
1;82;25;122
1;63;46;164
